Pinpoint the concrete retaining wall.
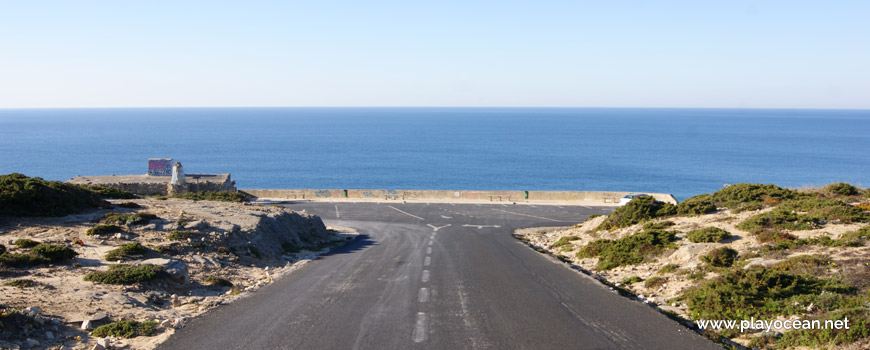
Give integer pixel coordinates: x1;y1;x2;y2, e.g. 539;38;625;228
240;189;678;204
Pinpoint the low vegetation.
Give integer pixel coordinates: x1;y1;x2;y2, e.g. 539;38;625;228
824;182;860;196
0;173;110;216
657;264;680;274
551;236;580;251
167;230;193;241
91;320;157;338
685;227;732;243
86;224;123;236
12;239;39;248
203;276;233;287
4;279;36;288
105;242;148;261
102;212;158;226
644;276;667;289
596;196;676;231
84;264;161;284
170;191;250;202
676;194;717;216
577;229;677;270
0;243;77;267
83;185;137;199
701;247;738;267
621;276;643;285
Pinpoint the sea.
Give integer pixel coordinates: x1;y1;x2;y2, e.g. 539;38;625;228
1;107;868;200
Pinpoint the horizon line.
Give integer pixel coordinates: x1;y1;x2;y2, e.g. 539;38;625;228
1;106;869;111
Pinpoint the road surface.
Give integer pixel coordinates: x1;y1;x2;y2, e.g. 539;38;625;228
159;202;719;350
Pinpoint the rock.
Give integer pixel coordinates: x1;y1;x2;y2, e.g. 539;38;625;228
81;320;92;330
96;337;111;348
91;344;106;350
173;317;185;329
25;339;39;347
114;233;123;239
89;312;108;322
171;294;181;307
141;258;189;283
45;331;54;340
807;302;815;312
160;319;171;328
24;306;39;315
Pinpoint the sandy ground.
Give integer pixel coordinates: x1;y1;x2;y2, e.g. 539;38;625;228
516;206;870;348
0;199;357;350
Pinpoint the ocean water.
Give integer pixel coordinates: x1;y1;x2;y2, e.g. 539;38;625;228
1;107;868;200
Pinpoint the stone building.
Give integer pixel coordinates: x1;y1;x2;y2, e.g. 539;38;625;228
68;159;236;196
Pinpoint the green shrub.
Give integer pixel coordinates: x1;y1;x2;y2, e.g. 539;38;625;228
825;182;860;196
643;221;675;230
166;230;192;241
83;185;137;199
102;212;158;226
31;243;77;261
676;194;717;216
0;252;49;267
596;196;677;231
708;183;803;209
736;209;817;233
685;227;732;243
203;276;233;287
583;214;603;222
644;276;667;289
779;198;870;223
91;320;157;338
552;236;580;251
577;229;677;270
12;239;39;248
105;242;148;261
0;244;5;255
170;191;250;202
86;224;122;236
621;276;643;285
4;279;35;288
0;173;109;217
657;264;680;274
773;308;870;348
701;247;738;267
84;264;161;284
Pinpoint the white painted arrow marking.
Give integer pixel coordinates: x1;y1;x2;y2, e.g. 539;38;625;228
426;224;451;231
388;206;425;220
462;224;502;229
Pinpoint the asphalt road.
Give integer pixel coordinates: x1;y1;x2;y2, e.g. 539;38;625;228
159;202;720;350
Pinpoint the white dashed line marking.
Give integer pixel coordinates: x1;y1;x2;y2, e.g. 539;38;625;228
334;205;340;218
428;240;433;246
421;270;430;282
440;215;452;219
388;206;425;220
413;312;429;343
426;247;432;254
424;256;431;266
418;288;430;302
495;209;562;222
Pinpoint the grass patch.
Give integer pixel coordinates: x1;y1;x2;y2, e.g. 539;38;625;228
84;264;160;284
170;191;250;202
552;236;580;251
105;242;148;261
0;173;111;217
3;279;35;288
86;224;122;236
621;276;643;285
644;276;667;289
596;196;677;231
657;264;680;274
643;220;675;230
685;227;732;243
102;212;158;226
91;320;157;338
12;239;39;248
203;276;233;287
779;198;870;223
577;229;677;270
166;230;193;241
701;247;738;267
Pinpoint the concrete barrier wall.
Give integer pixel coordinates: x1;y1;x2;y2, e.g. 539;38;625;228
241;189;678;204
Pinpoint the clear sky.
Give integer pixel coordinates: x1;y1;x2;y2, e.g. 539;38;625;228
1;1;868;109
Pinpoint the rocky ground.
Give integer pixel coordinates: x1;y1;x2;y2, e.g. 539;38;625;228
0;198;356;350
517;200;870;349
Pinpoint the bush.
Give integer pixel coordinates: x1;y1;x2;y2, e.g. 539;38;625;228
685;227;732;243
86;224;122;236
31;243;77;261
4;279;35;288
102;212;158;226
621;276;643;285
91;320;157;338
552;236;580;251
644;276;667;289
773;308;870;348
657;264;680;274
577;229;677;270
105;242;148;261
12;239;39;248
708;183;803;209
84;264;161;284
83;185;137;199
701;247;738;267
0;173;109;217
203;276;233;287
170;191;250;202
167;230;193;241
676;194;717;216
779;198;870;223
736;209;817;233
596;196;677;231
825;183;860;196
583;214;603;222
0;252;49;267
643;221;675;230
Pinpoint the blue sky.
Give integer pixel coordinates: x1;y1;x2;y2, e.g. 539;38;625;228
1;1;868;108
